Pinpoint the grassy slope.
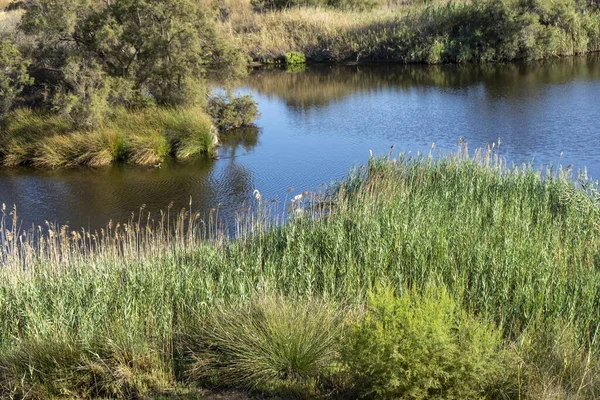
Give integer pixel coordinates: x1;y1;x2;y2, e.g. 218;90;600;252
0;147;599;398
216;0;600;63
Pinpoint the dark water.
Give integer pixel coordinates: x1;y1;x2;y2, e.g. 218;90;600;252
2;56;600;231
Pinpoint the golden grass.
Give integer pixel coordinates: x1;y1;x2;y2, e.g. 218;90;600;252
0;107;218;167
0;0;12;10
215;1;461;60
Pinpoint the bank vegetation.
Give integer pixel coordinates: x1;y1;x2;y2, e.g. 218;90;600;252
1;147;599;399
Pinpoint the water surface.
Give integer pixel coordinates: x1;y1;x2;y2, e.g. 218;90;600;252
1;56;600;231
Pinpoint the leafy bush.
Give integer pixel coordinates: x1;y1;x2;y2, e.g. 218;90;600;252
13;0;242;128
341;286;510;399
207;93;260;131
0;39;31;120
187;295;342;396
285;51;306;65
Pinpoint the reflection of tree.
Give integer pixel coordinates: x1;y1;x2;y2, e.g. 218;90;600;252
245;55;600;111
219;126;260;159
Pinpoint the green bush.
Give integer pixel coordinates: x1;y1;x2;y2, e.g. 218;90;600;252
285;51;306;66
0;39;32;120
187;295;342;396
207;93;260;132
341;286;510;399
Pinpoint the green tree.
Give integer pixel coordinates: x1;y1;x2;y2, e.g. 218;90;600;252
0;39;32;120
18;0;238;126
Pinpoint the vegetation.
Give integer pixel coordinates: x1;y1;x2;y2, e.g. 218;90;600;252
216;0;600;63
0;107;217;167
1;147;600;398
207;93;261;132
0;0;258;166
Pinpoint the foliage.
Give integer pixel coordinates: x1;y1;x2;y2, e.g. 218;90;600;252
187;295;342;395
1;150;600;396
0;39;31;119
514;320;600;399
340;286;509;399
0;107;216;167
207;93;260;131
13;0;241;127
231;0;600;63
285;51;306;65
251;0;383;11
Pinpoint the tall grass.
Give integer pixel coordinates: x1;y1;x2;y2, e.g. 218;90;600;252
1;145;600;397
0;107;217;167
217;0;600;63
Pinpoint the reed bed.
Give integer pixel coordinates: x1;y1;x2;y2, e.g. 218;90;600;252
1;145;600;398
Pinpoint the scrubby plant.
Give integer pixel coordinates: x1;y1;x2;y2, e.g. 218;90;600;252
285;51;306;65
207;93;260;131
0;39;31;120
340;285;510;399
12;0;244;128
187;295;343;396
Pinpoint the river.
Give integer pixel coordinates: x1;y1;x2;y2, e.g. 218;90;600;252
1;56;599;232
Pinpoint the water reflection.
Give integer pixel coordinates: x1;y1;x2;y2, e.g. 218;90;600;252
246;56;600;110
2;56;600;232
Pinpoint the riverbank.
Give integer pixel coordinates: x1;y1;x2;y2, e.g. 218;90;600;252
218;0;600;64
1;148;599;399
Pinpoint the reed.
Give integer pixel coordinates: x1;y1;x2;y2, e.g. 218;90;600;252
1;145;600;398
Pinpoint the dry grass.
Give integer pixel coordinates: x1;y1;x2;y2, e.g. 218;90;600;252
0;0;13;10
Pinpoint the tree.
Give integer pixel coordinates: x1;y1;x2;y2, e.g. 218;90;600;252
0;39;32;120
17;0;235;125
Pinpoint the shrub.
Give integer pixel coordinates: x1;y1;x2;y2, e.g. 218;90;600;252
206;93;260;131
340;286;510;399
285;51;306;66
0;39;31;120
187;295;342;396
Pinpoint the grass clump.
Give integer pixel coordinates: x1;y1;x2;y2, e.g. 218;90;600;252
187;295;342;396
0;107;218;167
0;335;171;399
340;285;510;399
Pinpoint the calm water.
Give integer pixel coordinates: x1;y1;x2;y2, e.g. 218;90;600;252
2;57;600;231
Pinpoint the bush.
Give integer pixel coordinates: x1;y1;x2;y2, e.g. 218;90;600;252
207;93;260;132
0;39;31;120
187;295;342;396
285;51;306;65
340;286;510;399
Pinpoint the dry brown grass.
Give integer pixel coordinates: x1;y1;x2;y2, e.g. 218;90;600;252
214;0;460;61
0;0;13;10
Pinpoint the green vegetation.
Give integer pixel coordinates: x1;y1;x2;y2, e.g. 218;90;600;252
0;107;217;167
1;147;600;398
218;0;600;63
207;93;261;132
0;0;258;166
